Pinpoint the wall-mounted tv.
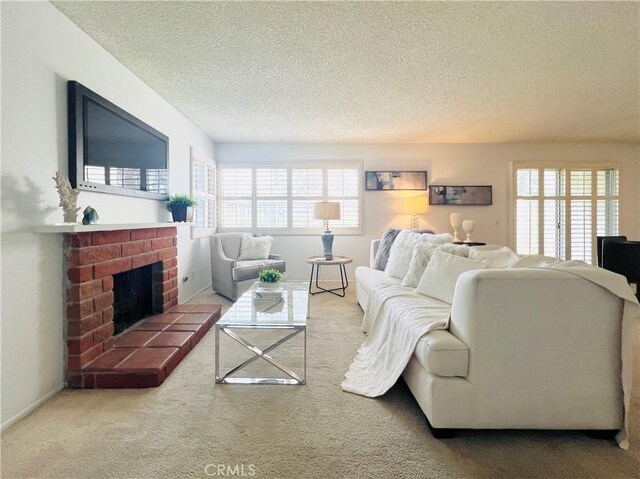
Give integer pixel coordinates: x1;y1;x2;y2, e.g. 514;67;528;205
68;81;169;200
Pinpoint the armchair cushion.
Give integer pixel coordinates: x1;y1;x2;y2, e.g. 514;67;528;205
238;234;274;260
232;259;286;282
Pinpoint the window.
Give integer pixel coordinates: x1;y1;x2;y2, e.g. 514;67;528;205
512;162;619;264
218;162;363;234
190;148;216;238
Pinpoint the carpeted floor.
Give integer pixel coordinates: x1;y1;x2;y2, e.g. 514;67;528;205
1;286;639;479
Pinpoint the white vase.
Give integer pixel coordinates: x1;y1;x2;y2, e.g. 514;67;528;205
462;220;476;243
450;213;463;242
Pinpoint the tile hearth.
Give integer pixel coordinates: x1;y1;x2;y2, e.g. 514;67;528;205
80;304;221;389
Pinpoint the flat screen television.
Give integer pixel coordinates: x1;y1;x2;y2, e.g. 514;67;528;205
68;81;169;200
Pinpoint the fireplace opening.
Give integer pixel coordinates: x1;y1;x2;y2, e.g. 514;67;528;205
113;264;155;335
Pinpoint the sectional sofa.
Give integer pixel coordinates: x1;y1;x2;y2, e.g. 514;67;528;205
355;239;624;434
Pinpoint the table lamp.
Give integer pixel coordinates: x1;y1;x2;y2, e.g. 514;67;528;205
402;196;428;231
313;202;341;259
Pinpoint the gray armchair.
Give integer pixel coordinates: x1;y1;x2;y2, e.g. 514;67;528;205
210;233;286;301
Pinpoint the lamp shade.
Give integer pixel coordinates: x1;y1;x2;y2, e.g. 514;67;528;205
402;196;428;214
313;202;341;220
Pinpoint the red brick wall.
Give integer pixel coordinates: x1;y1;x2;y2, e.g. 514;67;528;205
64;227;178;377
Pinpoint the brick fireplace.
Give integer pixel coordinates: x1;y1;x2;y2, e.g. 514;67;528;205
64;226;179;387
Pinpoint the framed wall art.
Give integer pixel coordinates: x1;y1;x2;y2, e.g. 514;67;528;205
429;185;492;205
365;171;427;191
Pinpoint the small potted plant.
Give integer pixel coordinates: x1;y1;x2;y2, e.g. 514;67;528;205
167;194;196;223
258;268;283;290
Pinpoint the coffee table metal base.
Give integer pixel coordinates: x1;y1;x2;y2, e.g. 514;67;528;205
215;326;306;385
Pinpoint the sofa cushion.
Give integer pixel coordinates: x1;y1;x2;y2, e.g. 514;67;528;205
385;230;422;279
414;330;469;378
372;228;401;271
355;266;401;293
402;242;440;288
415;250;489;304
232;259;286;282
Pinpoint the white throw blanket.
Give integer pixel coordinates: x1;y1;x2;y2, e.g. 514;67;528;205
341;284;451;397
537;262;640;450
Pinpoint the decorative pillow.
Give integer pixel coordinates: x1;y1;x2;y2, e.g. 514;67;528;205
418;232;455;245
440;243;470;257
401;242;440;288
373;228;401;270
468;245;520;268
384;230;422;279
238;234;273;260
415;250;489;304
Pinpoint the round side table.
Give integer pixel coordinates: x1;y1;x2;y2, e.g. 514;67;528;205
305;256;353;297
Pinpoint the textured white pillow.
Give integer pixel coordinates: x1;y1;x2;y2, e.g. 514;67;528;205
415;250;489;304
419;232;455;245
440;243;470;257
468;245;520;268
238;234;274;260
384;230;422;279
401;242;440;288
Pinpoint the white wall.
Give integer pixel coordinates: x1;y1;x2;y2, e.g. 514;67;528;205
1;2;215;427
216;143;640;280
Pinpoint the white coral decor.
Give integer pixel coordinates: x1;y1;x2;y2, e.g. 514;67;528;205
53;171;80;223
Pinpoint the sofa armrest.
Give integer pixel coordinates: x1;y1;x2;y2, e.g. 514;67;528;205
449;268;624;425
370;239;381;268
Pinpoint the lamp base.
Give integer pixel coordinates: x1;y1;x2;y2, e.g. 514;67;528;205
321;230;334;259
409;215;419;231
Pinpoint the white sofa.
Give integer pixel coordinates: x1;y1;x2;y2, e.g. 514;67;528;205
355;239;624;434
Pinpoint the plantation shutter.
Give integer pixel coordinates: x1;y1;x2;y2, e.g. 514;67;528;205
256;168;287;228
513;163;619;264
220;168;252;228
190;148;216;238
291;168;323;228
218;162;362;233
327;168;360;228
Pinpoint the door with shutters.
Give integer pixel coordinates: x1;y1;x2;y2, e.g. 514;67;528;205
512;162;620;264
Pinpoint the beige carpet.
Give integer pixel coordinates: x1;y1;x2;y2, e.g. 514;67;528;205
2;287;639;479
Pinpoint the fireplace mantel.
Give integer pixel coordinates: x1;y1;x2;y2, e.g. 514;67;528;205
35;222;186;233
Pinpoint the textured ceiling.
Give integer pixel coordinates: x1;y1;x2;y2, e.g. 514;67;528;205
52;1;639;144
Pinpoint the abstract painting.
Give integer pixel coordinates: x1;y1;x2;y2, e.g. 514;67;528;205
429;185;492;205
365;171;427;191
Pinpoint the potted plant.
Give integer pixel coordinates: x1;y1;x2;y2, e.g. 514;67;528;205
167;194;196;223
258;268;283;290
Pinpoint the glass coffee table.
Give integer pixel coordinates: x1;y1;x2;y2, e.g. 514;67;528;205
215;282;308;385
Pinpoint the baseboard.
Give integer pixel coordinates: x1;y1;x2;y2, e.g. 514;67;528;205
1;384;64;432
183;283;213;303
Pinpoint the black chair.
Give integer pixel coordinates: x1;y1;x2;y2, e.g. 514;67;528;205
597;235;627;267
601;239;640;300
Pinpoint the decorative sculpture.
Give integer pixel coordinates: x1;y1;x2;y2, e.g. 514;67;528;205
82;206;99;225
52;171;80;223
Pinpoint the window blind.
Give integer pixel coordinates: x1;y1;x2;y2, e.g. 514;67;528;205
190;148;216;238
218;162;362;233
513;163;619;264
